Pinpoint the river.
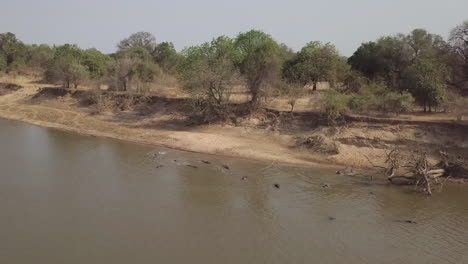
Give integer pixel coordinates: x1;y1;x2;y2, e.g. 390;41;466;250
0;118;467;264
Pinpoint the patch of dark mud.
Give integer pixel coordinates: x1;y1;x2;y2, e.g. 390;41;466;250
0;83;23;95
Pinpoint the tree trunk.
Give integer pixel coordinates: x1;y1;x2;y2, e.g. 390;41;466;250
312;82;317;91
251;91;259;106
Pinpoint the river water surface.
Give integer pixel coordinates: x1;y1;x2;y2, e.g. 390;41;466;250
0;118;467;264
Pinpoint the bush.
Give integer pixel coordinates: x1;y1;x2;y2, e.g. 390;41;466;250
379;91;414;113
348;92;375;111
347;82;414;113
325;90;350;121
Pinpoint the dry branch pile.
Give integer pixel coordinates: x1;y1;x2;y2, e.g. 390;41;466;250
372;149;467;195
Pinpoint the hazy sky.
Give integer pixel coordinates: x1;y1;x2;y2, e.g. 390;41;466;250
2;0;467;56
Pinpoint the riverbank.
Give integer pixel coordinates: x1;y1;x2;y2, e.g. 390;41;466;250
0;76;335;168
0;76;467;177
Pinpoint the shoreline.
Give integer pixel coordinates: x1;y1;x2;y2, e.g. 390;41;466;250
0;102;339;169
1;77;467;178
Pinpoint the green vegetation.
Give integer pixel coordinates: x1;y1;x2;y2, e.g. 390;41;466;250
178;36;239;119
0;32;27;73
1;19;467;118
46;44;88;88
348;29;455;112
348;82;414;113
111;46;160;92
235;30;281;105
283;41;348;90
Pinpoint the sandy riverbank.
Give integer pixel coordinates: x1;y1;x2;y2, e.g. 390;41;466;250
0;76;467;175
0;77;336;168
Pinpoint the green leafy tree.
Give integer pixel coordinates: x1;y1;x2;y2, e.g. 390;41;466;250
82;48;111;79
46;44;86;88
403;58;450;112
349;30;449;92
349;36;411;89
117;32;157;54
235;30;281;105
48;58;88;88
277;43;295;63
68;62;88;88
373;35;411;90
178;36;239;110
405;29;449;62
0;32;27;73
152;42;179;73
283;41;348;91
348;42;386;80
0;53;6;71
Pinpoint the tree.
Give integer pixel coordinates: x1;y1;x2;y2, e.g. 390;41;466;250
448;20;468;89
374;35;412;91
278;43;295;63
449;20;468;62
402;58;450;112
349;31;449;92
48;58;88;88
46;44;86;88
283;41;348;91
68;62;88;88
235;30;281;105
0;32;27;73
117;32;157;54
112;56;137;91
82;48;111;79
348;42;385;80
111;47;160;92
0;53;6;72
152;42;179;73
178;36;239;111
27;44;55;71
405;29;449;62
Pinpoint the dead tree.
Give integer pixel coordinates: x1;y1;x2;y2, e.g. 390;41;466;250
383;150;446;195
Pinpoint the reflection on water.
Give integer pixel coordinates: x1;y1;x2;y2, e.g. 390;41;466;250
0;118;467;264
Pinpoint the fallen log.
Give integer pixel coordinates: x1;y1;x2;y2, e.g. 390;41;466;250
427;169;445;175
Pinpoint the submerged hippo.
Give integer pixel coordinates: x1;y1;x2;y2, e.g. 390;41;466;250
336;167;356;176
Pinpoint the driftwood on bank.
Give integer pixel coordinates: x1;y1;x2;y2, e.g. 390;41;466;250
368;149;467;195
384;151;436;195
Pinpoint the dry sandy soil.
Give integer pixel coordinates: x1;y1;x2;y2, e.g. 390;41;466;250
0;75;467;174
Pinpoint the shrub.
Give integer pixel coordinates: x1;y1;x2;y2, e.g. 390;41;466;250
347;82;414;113
325;90;350;121
378;91;414;113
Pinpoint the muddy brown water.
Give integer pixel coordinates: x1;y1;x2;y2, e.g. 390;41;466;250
0;118;467;264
